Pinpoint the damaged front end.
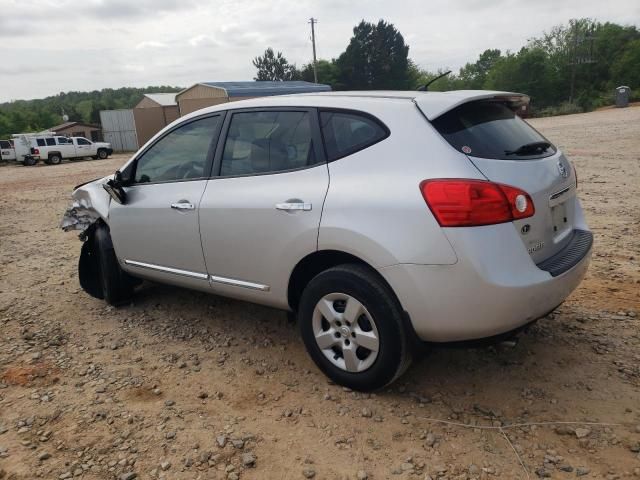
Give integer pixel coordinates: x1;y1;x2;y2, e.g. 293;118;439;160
60;176;114;299
60;176;112;239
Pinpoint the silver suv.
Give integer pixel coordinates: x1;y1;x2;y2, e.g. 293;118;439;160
62;91;592;391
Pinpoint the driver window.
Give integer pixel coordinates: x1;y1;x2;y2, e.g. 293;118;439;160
134;115;221;184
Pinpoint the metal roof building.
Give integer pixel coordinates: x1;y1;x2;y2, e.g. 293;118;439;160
176;81;331;115
133;92;180;146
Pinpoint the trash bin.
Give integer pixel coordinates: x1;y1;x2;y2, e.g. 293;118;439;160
616;86;630;108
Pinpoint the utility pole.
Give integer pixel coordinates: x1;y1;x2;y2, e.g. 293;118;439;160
309;17;318;83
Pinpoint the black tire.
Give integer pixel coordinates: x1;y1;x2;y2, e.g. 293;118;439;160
298;264;412;391
49;154;62;165
97;149;108;159
22;156;37;166
94;224;135;306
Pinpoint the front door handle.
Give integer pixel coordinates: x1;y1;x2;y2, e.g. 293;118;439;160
275;202;312;212
171;202;195;210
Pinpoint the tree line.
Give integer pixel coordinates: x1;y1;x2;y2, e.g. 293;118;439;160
1;18;638;139
0;86;182;140
254;18;640;115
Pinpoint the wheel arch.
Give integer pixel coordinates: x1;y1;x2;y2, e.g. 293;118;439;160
288;250;397;312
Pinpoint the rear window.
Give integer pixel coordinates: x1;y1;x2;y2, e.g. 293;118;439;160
432;101;555;160
320;111;388;161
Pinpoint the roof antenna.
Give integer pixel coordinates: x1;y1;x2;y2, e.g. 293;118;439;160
417;70;451;91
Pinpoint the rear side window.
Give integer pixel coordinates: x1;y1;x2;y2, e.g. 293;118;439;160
0;140;10;149
320;111;388;161
57;137;71;145
432;101;555;160
36;139;46;147
220;111;317;176
46;138;56;146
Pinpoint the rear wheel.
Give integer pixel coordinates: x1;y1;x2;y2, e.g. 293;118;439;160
97;149;108;159
299;264;412;391
93;224;135;306
48;153;62;165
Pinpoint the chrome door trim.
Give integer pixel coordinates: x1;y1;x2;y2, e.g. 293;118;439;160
124;260;209;280
209;274;270;291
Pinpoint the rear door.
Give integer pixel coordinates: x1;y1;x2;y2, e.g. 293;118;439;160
0;140;16;161
56;137;75;157
429;100;578;263
199;108;328;306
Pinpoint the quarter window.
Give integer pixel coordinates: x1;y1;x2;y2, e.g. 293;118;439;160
134;115;221;184
220;111;316;176
36;138;46;147
320;111;388;161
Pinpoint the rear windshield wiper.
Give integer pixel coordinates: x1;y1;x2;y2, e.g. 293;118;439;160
505;141;551;156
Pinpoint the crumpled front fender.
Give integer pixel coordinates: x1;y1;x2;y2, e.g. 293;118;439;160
60;175;112;238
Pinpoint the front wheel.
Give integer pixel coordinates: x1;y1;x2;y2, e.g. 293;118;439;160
298;264;412;391
93;225;135;305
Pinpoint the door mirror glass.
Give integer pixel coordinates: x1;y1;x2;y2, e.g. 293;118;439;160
103;171;127;204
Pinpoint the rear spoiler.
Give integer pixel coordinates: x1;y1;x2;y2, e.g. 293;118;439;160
414;90;530;121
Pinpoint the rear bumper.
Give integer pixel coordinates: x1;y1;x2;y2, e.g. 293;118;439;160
379;224;592;342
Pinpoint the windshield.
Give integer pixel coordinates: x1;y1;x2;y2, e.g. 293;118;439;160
432;101;555;160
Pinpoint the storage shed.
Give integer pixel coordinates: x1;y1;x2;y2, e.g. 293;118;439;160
49;121;103;141
176;81;331;115
100;109;138;152
133;93;180;146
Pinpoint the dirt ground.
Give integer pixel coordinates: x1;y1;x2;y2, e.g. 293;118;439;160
0;107;639;480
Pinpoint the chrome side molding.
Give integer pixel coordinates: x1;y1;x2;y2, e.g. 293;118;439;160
123;260;270;291
124;260;209;280
209;275;270;291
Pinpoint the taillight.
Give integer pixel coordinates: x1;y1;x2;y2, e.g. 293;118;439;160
420;179;535;227
31;147;40;155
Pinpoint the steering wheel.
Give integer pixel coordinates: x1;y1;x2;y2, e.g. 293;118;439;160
176;161;202;179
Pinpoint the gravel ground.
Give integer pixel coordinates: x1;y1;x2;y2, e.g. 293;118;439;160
0;106;639;480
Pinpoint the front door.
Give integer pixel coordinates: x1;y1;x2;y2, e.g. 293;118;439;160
199;108;329;307
109;114;223;291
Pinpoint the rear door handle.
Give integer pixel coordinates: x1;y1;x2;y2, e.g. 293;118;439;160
171;202;195;210
275;202;312;211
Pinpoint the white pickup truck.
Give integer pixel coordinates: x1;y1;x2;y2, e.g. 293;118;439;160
12;133;113;166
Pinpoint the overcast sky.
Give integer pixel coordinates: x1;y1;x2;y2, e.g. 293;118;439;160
1;0;638;102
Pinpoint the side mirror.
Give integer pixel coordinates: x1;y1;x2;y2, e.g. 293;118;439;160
103;171;127;204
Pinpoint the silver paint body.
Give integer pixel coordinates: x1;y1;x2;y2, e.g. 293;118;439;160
67;91;591;342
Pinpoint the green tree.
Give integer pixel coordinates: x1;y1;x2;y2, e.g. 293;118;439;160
458;49;502;89
300;59;340;87
336;20;410;90
252;48;300;81
611;39;640;89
